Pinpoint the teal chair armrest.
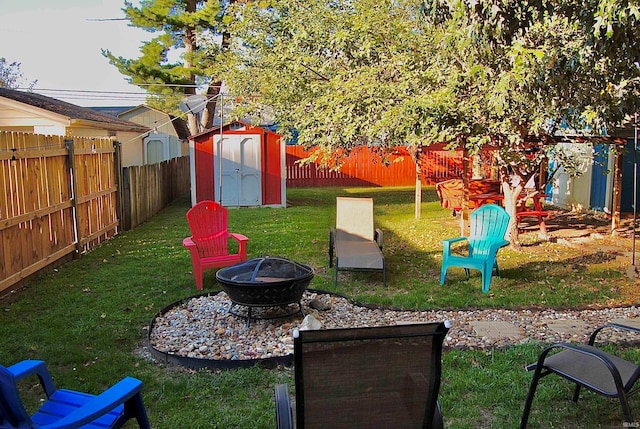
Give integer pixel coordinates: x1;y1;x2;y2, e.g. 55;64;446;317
487;239;509;252
442;237;468;255
442;237;467;245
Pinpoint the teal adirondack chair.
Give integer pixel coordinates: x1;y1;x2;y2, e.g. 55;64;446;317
440;204;510;293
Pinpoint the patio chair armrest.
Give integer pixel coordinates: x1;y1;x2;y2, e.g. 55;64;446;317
182;237;196;250
527;343;628;393
229;233;249;259
7;360;57;397
230;233;249;244
442;237;467;245
588;322;640;346
44;377;145;429
442;237;468;255
487;239;510;253
274;384;294;429
375;228;383;249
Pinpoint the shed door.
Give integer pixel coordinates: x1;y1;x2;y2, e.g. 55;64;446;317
214;134;262;206
589;144;609;211
621;138;639;213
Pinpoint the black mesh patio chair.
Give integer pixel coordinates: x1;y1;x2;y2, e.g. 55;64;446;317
275;322;450;429
520;322;640;428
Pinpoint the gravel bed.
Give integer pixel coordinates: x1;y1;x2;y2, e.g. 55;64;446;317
149;291;640;362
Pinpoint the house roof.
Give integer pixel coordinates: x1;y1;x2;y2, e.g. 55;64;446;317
115;104;192;140
90;106;136;117
0;88;149;132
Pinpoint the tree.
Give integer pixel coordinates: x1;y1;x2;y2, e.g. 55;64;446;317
433;0;640;242
224;0;640;244
103;0;230;136
0;57;36;89
225;0;458;216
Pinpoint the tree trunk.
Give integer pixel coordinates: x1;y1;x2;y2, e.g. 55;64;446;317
201;83;221;130
414;145;422;219
184;0;199;135
501;179;522;245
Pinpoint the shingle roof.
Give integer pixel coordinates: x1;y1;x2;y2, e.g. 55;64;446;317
0;88;149;131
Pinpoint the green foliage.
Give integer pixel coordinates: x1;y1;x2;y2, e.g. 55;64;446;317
103;0;227;131
224;0;640;179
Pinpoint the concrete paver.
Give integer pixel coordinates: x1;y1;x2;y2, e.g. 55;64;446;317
546;319;590;337
470;321;523;340
467;318;640;343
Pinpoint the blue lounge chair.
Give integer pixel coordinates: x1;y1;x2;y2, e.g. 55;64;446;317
440;203;510;293
0;359;150;428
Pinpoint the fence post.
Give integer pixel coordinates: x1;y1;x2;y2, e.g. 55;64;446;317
65;139;81;257
113;141;125;231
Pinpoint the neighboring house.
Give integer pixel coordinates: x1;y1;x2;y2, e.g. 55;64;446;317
0;88;149;167
114;105;190;164
546;124;634;213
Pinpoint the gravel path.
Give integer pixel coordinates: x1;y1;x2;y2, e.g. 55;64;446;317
149;291;640;362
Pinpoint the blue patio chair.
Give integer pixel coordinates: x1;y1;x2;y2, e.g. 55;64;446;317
440;203;510;293
0;359;150;429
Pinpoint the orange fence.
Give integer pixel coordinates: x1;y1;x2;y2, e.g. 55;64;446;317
286;144;470;187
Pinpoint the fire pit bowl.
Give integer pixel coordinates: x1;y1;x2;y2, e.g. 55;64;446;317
216;257;314;324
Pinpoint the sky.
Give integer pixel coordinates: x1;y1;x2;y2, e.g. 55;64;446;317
0;0;152;107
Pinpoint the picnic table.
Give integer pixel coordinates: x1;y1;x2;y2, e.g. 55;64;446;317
469;190;550;234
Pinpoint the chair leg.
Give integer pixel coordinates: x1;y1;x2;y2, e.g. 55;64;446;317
114;393;150;429
382;265;387;287
618;391;634;424
572;384;582;403
481;269;492;293
440;266;447;285
520;367;543;429
275;384;294;429
193;264;204;290
432;400;444;429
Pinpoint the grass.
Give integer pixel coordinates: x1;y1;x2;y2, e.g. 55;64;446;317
1;186;639;428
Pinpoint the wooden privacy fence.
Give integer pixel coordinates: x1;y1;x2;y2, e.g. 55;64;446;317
0;132;119;293
285;144;480;188
120;156;190;230
0;132;191;293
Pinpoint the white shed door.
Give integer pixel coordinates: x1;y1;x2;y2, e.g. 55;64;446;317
214;134;262;206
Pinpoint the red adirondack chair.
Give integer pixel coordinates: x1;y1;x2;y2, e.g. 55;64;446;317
183;200;249;290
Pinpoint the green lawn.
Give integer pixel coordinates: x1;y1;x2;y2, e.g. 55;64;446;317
1;186;638;428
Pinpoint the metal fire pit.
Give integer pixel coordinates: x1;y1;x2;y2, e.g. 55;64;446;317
216;257;314;326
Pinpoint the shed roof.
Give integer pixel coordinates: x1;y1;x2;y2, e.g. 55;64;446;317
189;120;280;140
